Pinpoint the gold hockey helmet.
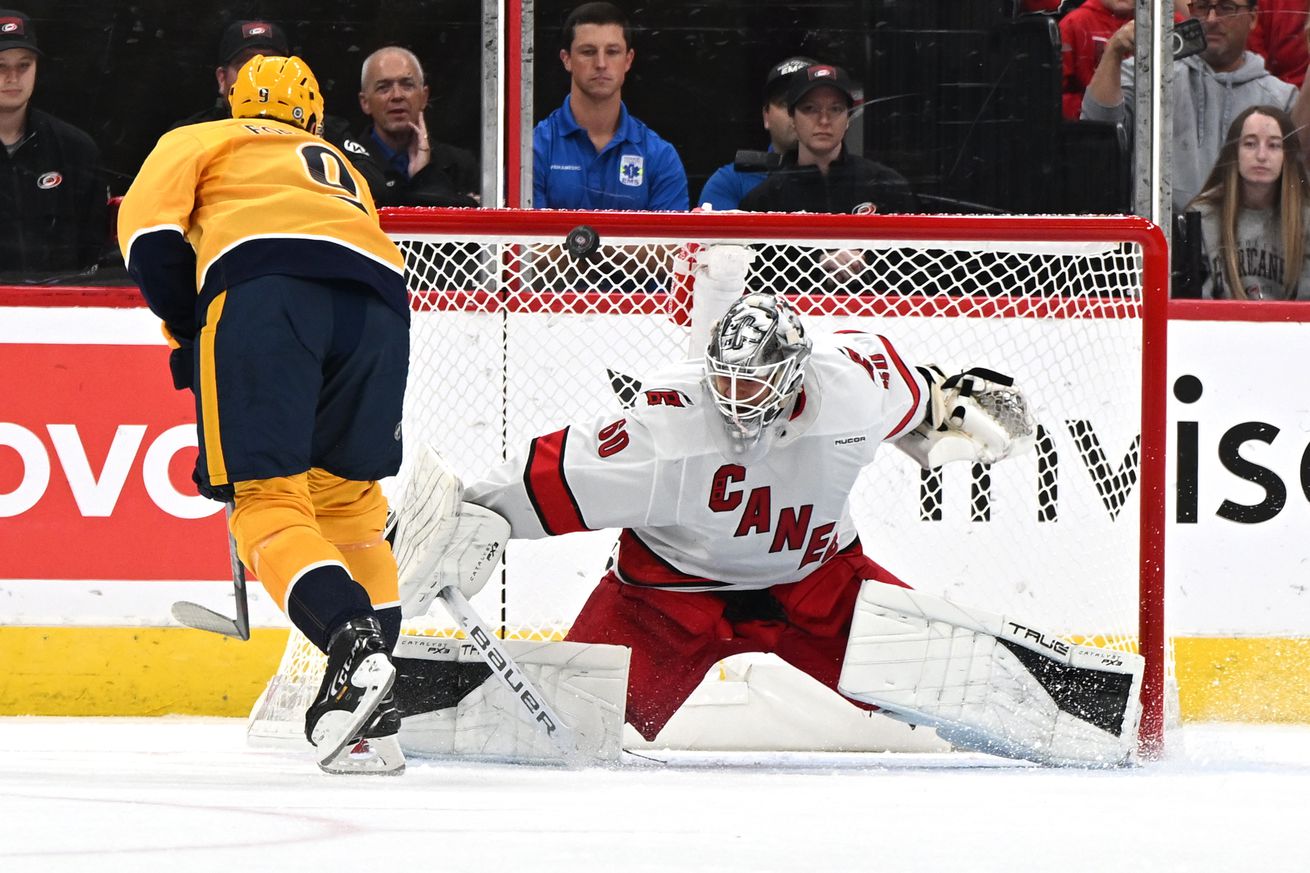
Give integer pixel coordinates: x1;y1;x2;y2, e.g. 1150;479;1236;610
228;54;324;136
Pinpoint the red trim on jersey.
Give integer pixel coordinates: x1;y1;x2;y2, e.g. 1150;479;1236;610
877;334;922;440
614;530;730;589
523;427;590;536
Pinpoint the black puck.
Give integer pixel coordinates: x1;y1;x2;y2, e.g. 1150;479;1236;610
565;225;600;260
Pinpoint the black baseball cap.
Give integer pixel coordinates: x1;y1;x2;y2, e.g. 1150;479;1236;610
763;55;816;104
0;9;41;56
787;63;856;111
218;20;289;66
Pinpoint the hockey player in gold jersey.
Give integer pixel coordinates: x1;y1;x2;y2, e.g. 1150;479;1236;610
119;55;409;775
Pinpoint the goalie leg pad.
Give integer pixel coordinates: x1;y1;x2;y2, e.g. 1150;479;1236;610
837;582;1143;767
393;637;630;763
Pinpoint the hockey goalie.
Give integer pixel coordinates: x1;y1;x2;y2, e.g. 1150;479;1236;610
391;270;1145;767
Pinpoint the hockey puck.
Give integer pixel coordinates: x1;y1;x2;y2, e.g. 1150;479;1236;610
565;225;600;260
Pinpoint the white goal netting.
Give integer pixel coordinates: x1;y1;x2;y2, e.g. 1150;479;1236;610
249;209;1170;753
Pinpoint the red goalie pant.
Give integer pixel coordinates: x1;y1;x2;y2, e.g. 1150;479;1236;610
565;544;910;742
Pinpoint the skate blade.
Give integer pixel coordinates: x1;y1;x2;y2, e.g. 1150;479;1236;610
319;734;406;776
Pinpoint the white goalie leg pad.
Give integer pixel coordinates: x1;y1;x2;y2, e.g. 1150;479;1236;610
392;444;511;618
394;636;630;763
837;582;1144;767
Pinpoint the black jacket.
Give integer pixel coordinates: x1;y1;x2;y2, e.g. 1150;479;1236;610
0;108;107;276
738;148;920;215
340;126;479;208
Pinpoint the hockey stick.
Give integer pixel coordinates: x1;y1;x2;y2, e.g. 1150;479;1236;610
170;502;251;641
435;585;583;762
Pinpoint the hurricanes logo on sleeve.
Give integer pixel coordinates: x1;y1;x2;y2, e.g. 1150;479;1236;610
37;172;63;190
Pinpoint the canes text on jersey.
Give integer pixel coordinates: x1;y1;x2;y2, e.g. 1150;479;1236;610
709;464;843;569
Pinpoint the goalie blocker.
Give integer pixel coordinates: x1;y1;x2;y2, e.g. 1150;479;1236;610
838;582;1144;767
386;443;628;762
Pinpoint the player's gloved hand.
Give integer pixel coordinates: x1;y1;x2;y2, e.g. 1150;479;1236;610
168;344;194;391
161;324;196;392
191;465;234;503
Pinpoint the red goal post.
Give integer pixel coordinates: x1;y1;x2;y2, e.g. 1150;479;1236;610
252;209;1170;756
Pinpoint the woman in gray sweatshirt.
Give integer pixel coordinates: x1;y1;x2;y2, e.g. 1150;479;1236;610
1188;105;1310;300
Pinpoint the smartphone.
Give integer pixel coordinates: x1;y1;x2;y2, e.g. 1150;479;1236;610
1173;18;1206;62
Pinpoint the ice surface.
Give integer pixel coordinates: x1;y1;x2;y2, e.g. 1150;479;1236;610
1;718;1307;872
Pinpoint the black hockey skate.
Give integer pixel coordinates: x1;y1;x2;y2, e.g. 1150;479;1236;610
318;687;406;775
305;615;398;770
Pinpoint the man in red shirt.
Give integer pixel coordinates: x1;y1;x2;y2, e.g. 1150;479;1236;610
1248;0;1309;86
1060;0;1136;120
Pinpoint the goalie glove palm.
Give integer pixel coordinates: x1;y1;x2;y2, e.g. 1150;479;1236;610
897;365;1036;468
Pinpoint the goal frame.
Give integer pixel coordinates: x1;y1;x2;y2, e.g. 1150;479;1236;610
385;208;1170;755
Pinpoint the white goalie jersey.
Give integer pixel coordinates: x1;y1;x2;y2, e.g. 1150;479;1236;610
464;332;931;591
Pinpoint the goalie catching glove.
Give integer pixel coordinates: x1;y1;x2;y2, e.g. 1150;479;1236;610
896;365;1036;468
390;444;511;619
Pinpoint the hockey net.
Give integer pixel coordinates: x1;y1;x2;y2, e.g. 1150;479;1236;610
248;209;1170;755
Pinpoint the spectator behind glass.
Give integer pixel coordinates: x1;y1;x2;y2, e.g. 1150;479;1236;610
1082;0;1310;213
1188;104;1310;299
739;64;919;294
340;47;479;207
169;20;290;129
696;55;813;210
168;20;350;145
739;64;918;215
1060;0;1135;120
0;8;106;277
533;2;688;210
1247;0;1310;86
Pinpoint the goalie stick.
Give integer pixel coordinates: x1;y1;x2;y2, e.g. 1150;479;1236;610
435;585;584;763
170;502;251;641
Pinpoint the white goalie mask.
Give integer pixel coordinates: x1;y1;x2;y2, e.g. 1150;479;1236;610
704;293;813;453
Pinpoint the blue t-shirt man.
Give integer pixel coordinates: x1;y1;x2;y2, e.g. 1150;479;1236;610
696;152;771;211
534;94;688;210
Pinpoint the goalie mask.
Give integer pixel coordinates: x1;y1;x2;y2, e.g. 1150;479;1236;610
705;293;812;453
228;54;325;136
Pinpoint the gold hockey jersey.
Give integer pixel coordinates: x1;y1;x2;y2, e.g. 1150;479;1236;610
118;118;408;337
